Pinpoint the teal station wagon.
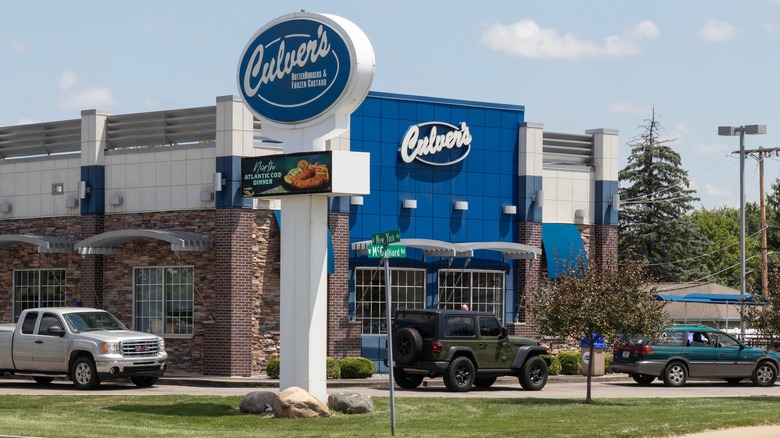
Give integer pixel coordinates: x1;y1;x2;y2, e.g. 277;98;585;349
610;325;780;387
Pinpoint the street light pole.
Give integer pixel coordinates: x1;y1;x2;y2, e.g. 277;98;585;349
718;124;767;339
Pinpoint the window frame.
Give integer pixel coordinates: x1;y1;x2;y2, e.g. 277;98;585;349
437;269;505;322
354;267;426;335
132;266;195;338
12;269;67;322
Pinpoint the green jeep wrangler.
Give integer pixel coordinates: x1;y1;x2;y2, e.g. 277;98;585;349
390;309;550;392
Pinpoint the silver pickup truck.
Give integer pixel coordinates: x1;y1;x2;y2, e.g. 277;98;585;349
0;307;168;389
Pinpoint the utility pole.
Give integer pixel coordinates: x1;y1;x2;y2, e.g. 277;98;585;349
743;146;780;297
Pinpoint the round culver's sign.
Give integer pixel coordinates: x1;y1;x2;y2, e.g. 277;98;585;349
238;12;374;126
400;121;472;166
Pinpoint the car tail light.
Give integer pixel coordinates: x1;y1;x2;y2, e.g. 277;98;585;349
618;345;653;356
432;341;442;354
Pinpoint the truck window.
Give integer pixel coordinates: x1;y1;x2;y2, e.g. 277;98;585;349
38;313;62;336
479;317;502;337
445;316;476;337
21;312;38;334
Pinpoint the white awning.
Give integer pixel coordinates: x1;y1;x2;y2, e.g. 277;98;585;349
0;234;74;254
351;238;539;261
75;229;213;255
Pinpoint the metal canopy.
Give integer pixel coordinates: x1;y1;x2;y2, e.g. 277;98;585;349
75;229;213;255
351;238;540;261
0;234;74;254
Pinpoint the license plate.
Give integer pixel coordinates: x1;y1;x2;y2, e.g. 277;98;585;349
622;351;630;358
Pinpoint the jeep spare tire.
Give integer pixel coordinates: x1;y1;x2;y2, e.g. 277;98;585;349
393;327;424;365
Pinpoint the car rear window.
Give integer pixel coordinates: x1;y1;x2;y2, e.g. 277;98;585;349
654;331;686;347
395;312;436;338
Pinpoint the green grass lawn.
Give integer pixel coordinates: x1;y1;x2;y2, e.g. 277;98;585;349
2;395;780;437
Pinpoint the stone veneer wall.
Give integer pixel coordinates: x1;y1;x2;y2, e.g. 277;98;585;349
251;210;281;375
512;221;542;338
0;217;84;322
327;211;361;358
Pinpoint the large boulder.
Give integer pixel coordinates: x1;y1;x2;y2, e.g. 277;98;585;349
273;386;331;418
328;391;374;414
239;390;277;415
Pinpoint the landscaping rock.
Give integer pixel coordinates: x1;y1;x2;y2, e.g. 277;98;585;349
239;390;277;415
273;386;331;418
328;391;374;414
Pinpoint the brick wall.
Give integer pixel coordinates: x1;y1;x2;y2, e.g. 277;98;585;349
512;221;542;338
327;211;361;358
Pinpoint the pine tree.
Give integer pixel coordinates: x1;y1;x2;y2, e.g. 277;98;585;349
618;109;710;282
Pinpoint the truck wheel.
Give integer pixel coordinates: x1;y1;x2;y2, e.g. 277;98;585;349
33;377;54;385
71;357;100;390
752;361;778;387
443;356;475;392
131;376;159;387
393;328;423;365
518;356;548;391
662;361;688;387
473;376;497;388
393;368;424;389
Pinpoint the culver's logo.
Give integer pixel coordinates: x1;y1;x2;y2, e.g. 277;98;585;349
238;16;351;124
400;122;472;166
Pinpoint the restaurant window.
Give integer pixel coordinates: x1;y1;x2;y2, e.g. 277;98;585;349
355;267;426;334
438;270;504;322
134;266;194;336
13;269;66;322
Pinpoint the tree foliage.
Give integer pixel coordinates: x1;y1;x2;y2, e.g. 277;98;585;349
618;109;709;282
744;268;780;347
532;262;665;402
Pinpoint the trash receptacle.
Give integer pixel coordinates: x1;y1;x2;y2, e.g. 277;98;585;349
580;334;606;376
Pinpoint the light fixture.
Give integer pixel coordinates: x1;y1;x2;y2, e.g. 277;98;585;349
350;196;364;206
609;193;620;211
66;198;79;208
575;209;588;219
51;183;64;195
213;172;225;192
78;181;90;199
533;190;544;208
200;191;214;201
0;202;11;213
453;201;468;211
718;123;767;339
109;195;123;206
502;205;517;215
402;199;417;209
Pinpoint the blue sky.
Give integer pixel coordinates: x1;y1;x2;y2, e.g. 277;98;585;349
3;0;780;210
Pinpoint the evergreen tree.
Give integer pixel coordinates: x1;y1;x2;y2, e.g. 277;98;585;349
618;109;710;282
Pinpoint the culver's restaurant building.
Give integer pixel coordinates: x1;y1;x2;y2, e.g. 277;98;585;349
0;91;618;376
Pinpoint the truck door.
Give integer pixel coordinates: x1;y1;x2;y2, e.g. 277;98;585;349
476;316;512;369
31;312;69;372
11;311;39;370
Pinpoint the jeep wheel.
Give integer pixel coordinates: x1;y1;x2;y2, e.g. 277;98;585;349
662;361;688;387
393;368;424;389
443;356;475;392
631;374;655;385
393;328;424;366
518;356;548;391
473;376;497;388
71;356;100;390
752;361;778;387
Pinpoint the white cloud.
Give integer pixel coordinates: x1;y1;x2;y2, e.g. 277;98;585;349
57;88;116;110
697;19;740;42
606;101;651;115
59;70;77;92
11;39;28;52
480;19;657;59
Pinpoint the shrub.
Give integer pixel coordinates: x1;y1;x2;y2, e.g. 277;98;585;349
604;352;613;374
541;354;562;375
557;350;582;375
338;357;376;378
327;357;341;379
266;358;280;379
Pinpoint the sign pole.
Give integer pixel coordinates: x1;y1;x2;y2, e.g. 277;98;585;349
384;254;397;436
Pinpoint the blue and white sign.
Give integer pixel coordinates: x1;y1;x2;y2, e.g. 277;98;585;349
238;12;374;126
400;121;472;166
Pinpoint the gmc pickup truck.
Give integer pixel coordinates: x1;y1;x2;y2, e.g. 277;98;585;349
0;307;168;389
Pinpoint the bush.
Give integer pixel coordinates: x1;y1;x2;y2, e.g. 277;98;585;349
266;358;280;379
338;357;376;378
604;352;613;374
541;354;562;376
557;350;582;375
327;357;341;379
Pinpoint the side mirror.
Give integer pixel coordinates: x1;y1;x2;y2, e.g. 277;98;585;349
48;326;66;337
